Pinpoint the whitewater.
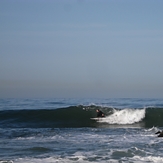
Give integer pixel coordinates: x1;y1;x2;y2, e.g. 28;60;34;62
0;98;163;163
98;108;145;124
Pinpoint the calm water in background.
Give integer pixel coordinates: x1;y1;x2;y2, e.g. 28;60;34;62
0;98;163;163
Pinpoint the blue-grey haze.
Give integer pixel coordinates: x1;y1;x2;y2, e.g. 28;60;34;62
0;0;163;98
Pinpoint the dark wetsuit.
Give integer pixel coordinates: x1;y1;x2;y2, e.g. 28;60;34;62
97;110;105;117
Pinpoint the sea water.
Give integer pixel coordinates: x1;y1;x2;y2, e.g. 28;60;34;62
0;98;163;163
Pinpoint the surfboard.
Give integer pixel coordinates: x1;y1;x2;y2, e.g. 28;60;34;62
90;117;105;121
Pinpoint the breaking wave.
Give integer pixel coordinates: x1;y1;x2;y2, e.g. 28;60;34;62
0;105;163;128
98;108;145;124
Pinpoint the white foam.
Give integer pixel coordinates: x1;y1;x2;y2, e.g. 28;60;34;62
14;157;54;163
14;156;92;163
132;156;163;163
0;161;13;163
145;126;158;132
99;108;145;124
11;153;163;163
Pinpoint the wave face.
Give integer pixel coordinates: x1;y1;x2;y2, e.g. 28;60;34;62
0;105;163;128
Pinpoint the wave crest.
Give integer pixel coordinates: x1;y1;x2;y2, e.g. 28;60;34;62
1;105;163;128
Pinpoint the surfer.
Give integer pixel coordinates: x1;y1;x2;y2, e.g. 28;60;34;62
155;130;163;137
96;109;105;118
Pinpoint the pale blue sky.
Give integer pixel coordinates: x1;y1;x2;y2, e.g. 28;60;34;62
0;0;163;98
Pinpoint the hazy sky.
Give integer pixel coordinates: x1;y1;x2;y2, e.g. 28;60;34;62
1;0;163;98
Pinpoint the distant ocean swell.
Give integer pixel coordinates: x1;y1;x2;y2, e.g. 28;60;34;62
0;105;163;128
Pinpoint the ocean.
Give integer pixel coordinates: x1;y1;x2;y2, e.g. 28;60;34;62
0;98;163;163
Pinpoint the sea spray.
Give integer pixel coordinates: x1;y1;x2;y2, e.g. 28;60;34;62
99;108;146;124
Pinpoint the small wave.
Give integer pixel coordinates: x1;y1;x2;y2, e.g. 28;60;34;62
28;147;52;152
10;155;163;163
132;156;163;163
0;161;13;163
